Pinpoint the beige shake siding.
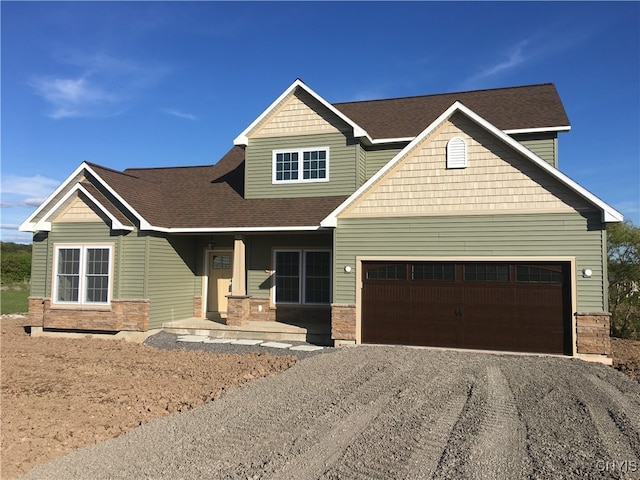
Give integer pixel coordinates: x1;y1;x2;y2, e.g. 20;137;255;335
343;114;590;218
334;212;606;312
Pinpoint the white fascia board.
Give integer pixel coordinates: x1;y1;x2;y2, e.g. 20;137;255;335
19;162;150;233
19;162;88;231
503;125;572;135
29;184;134;232
233;79;368;146
321;101;622;226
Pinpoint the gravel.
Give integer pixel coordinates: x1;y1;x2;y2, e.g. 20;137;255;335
20;346;640;480
143;331;334;360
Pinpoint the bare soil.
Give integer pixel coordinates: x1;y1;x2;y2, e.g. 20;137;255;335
612;336;640;382
0;315;296;479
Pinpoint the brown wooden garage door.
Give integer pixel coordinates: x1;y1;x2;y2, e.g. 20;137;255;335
362;261;572;354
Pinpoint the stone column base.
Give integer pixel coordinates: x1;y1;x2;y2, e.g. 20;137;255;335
331;304;356;342
226;295;251;326
575;312;611;356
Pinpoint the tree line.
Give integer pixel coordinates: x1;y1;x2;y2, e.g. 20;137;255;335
1;242;32;284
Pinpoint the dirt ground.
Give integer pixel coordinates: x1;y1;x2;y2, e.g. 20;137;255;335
2;315;639;479
0;315;296;479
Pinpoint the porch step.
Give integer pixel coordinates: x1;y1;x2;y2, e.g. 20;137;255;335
162;318;332;345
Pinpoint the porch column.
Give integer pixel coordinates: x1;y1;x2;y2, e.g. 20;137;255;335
231;235;246;296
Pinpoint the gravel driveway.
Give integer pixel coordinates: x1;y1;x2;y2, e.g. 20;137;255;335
21;346;640;480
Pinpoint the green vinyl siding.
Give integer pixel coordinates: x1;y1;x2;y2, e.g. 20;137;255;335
118;232;147;298
30;233;50;297
246;233;332;298
334;212;606;311
357;144;366;188
365;145;405;180
245;133;358;198
146;235;199;328
512;133;558;167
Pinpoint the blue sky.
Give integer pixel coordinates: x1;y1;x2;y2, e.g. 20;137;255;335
2;1;639;243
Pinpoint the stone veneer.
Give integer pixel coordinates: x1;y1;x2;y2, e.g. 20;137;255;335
194;295;203;318
331;304;356;341
226;296;331;325
575;312;611;356
226;295;251;326
28;297;150;332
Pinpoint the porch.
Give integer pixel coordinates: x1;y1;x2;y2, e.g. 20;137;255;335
162;317;332;345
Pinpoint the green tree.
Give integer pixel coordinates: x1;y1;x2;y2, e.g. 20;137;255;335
1;242;32;284
608;221;640;339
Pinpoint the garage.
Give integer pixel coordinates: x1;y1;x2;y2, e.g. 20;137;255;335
362;261;572;354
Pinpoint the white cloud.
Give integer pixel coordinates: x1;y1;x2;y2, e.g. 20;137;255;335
473;40;530;80
30;52;169;119
162;108;198;120
29;75;119;119
1;174;60;198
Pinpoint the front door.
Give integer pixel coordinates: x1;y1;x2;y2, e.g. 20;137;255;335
207;252;233;316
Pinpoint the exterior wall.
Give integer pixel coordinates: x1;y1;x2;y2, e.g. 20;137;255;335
146;235;199;329
511;132;558;167
333;212;607;312
344;115;590;219
246;232;333;300
331;304;356;341
364;145;404;180
244;133;360;199
30;233;50;297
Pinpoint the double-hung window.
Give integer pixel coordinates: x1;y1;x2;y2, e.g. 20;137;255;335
54;245;112;305
273;147;329;183
274;250;331;305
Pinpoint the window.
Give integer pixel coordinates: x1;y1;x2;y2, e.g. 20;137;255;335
273;147;329;183
274;250;331;304
516;265;563;284
464;263;509;282
447;137;467;169
413;263;455;281
212;255;231;269
365;264;407;281
54;245;112;305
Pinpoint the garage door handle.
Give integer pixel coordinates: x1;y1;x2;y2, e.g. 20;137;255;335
455;307;464;317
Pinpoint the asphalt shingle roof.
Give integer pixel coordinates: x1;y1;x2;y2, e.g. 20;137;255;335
84;83;570;230
334;83;570;139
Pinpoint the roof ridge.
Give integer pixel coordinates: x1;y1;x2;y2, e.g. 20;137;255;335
124;164;214;173
85;161;143;180
333;83;556;106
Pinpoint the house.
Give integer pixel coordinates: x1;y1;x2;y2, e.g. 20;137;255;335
21;79;623;362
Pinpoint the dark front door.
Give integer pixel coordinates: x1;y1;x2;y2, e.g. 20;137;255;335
361;261;571;355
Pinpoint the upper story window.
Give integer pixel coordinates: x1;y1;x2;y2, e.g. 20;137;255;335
446;137;467;169
54;244;112;305
273;147;329;183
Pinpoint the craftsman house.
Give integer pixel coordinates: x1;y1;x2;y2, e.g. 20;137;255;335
21;79;622;361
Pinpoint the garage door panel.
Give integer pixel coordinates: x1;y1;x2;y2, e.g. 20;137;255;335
362;261;570;355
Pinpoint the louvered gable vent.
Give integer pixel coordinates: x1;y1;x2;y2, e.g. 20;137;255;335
447;137;467;169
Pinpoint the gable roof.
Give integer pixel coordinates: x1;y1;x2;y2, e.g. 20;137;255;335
234;79;570;146
321;102;621;226
20;147;348;233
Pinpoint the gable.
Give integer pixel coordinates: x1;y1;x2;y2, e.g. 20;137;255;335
340;112;593;219
51;193;107;223
249;88;351;139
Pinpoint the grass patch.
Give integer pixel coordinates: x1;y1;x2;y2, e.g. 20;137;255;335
1;284;30;314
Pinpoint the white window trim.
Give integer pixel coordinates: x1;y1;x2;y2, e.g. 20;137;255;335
272;249;332;305
53;244;114;306
447;136;467;169
272;147;330;184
